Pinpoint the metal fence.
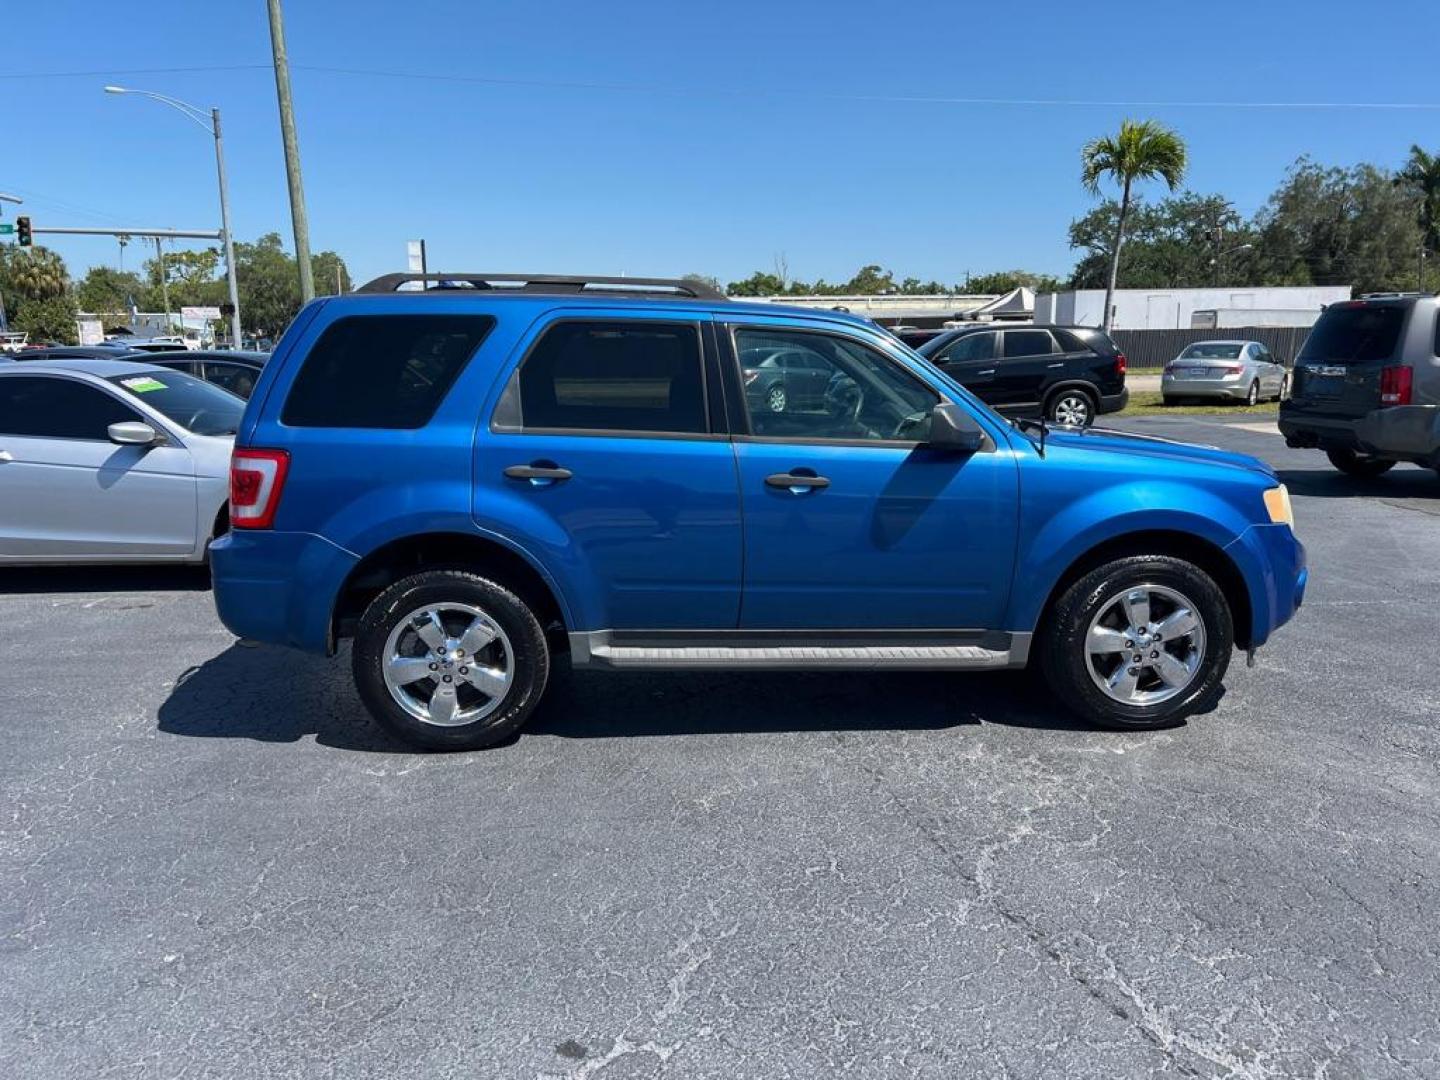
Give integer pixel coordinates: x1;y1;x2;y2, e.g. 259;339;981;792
1112;327;1311;371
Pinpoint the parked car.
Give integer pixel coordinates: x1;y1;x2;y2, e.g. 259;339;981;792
891;327;949;350
15;344;141;362
124;340;190;354
1279;294;1440;478
915;324;1128;426
0;359;239;564
208;271;1305;751
141;350;269;399
1162;341;1288;405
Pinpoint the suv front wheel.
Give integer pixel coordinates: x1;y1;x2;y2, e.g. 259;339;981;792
353;570;550;750
1041;555;1233;729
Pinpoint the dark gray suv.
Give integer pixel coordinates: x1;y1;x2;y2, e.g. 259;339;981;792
1280;294;1440;478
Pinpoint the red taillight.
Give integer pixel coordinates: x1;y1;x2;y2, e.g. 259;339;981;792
1115;352;1127;376
1379;365;1412;407
230;448;290;529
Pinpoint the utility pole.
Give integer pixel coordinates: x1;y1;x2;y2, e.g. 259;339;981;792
266;0;314;302
153;237;172;330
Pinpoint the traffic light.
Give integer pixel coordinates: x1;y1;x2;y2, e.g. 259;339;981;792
16;216;31;247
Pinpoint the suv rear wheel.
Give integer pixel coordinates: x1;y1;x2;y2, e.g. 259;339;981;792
353;569;550;750
1047;388;1096;427
1325;448;1395;478
1041;555;1233;730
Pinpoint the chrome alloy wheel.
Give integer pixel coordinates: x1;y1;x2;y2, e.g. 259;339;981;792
767;383;787;413
1084;584;1206;707
382;603;513;727
1052;393;1091;426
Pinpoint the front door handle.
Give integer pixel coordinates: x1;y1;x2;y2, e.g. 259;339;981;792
1047;362;1065;369
0;450;12;463
765;472;830;493
976;368;996;376
504;463;573;486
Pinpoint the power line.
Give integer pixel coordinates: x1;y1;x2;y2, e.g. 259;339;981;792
290;64;1440;112
6;59;1437;111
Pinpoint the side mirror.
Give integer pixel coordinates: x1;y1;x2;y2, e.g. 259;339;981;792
108;421;160;447
926;402;990;453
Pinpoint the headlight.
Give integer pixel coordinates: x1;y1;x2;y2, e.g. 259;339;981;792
1263;484;1295;529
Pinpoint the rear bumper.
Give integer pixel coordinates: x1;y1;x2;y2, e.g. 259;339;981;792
1161;374;1250;400
1224;523;1307;650
1279;404;1439;462
1098;387;1129;415
209;529;359;654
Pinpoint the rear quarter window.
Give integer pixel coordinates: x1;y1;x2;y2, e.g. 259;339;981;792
281;314;495;428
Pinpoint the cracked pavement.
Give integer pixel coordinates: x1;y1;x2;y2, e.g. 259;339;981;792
2;417;1438;1079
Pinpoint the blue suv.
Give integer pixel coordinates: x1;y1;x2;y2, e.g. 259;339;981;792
210;273;1307;750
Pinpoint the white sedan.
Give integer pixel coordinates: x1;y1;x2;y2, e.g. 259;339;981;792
0;358;239;564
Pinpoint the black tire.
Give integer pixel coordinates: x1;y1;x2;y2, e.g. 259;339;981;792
1039;555;1233;730
1277;375;1289;402
1046;387;1097;427
1325;448;1396;478
353;569;550;751
1245;380;1260;406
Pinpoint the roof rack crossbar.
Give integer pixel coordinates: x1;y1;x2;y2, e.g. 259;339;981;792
356;272;727;300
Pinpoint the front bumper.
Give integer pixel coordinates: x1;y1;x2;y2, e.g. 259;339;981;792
1224;523;1307;650
1279;404;1439;463
210;529;359;654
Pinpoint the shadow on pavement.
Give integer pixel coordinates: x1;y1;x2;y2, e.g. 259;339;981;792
0;564;212;594
158;642;1128;752
1275;465;1438;501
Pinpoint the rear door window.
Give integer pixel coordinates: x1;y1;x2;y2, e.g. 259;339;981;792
1298;305;1405;365
1002;330;1056;359
511;320;707;434
282;315;495;428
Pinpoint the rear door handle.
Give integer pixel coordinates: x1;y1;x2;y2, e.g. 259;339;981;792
765;472;830;492
0;450;12;463
1047;362;1065;369
504;464;573;485
976;368;996;376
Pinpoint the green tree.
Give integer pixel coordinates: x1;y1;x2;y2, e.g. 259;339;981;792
1395;144;1440;285
5;246;70;299
965;269;1065;295
75;266;147;315
312;250;353;296
1068;192;1253;289
231;233;351;336
1080;119;1189;328
726;270;790;296
13;295;80;344
1252;158;1422;294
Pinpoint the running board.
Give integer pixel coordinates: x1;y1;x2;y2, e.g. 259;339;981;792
569;631;1030;671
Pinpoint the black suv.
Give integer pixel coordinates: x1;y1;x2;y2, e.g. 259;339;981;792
915;325;1128;426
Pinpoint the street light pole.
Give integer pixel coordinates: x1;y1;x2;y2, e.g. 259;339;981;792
266;0;314;303
104;86;243;346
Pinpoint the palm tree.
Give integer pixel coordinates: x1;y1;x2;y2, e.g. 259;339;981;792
6;247;70;300
1394;144;1440;285
1081;120;1188;329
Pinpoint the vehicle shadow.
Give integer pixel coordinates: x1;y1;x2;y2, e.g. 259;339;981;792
1275;466;1438;500
0;564;212;594
156;641;1127;753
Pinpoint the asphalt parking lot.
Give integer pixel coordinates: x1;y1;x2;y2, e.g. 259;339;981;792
3;416;1438;1080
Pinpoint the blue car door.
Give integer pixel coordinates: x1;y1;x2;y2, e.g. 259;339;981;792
721;318;1019;631
474;310;742;631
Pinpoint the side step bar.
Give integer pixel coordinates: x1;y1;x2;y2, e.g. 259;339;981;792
569;632;1030;671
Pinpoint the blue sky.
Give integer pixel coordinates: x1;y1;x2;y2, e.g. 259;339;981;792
6;0;1439;289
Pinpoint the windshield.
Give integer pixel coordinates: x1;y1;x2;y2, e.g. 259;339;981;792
1298;305;1405;365
107;370;244;436
1180;343;1244;360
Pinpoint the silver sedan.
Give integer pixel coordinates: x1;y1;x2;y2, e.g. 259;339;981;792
1161;340;1289;405
0;358;238;564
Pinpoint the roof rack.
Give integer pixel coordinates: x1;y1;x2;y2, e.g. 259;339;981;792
356;272;728;301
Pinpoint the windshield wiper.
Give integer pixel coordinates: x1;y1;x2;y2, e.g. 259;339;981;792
1013;416;1049;456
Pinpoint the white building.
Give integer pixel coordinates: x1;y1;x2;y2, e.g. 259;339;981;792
1033;286;1352;330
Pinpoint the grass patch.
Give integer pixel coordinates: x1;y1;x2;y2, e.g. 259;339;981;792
1122;390;1280;417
